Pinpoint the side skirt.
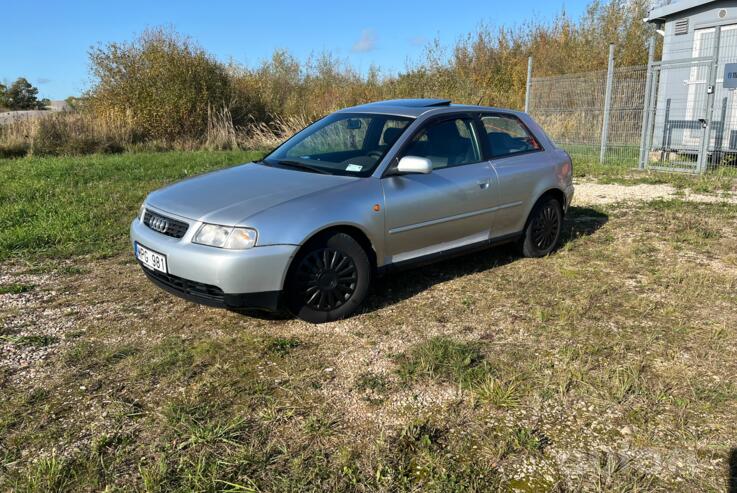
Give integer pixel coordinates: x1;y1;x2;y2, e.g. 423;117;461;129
376;232;523;276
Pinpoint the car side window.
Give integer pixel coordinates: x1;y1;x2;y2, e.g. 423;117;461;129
402;118;481;170
480;114;541;158
379;119;411;146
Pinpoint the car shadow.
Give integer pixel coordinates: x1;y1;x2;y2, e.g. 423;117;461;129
729;447;737;493
361;206;609;314
236;206;608;321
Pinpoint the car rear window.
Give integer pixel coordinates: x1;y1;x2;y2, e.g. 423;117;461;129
481;114;541;158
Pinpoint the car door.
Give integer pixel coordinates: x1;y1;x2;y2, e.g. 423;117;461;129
480;113;549;237
381;115;496;264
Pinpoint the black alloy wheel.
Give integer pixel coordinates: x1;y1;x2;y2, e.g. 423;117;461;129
531;201;561;251
521;197;563;258
286;232;371;323
295;248;358;311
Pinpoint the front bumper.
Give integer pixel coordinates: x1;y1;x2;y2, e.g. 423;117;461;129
130;214;299;310
139;265;282;310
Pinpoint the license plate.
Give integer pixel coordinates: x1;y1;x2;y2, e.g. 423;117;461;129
135;242;168;273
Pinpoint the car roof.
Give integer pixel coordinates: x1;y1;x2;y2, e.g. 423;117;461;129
336;99;523;118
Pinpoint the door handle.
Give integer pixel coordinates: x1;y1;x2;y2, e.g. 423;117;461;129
477;179;490;190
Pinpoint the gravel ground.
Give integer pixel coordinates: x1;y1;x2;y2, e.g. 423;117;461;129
572;180;737;206
1;181;736;490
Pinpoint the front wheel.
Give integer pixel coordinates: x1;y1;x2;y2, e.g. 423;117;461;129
521;197;562;258
285;232;371;323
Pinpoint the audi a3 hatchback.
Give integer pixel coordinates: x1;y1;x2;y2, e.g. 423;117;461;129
131;99;574;322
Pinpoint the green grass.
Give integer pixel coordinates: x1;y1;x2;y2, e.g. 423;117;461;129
572;153;737;192
0;335;58;347
265;336;302;355
1;149;733;264
562;143;737;191
0;150;265;261
0;283;34;294
396;336;491;387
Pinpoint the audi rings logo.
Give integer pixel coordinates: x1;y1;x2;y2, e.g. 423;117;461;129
150;216;169;233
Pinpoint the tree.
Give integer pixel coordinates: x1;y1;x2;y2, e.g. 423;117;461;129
65;96;84;110
6;78;40;110
0;83;7;109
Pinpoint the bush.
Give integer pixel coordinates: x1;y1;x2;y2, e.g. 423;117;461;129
0;116;34;157
0;112;129;157
30;114;126;156
0;141;30;159
0;1;656;157
87;28;233;142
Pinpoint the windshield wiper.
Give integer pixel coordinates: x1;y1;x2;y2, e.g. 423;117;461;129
275;160;329;175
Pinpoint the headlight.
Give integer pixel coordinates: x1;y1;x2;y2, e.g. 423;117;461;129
193;224;257;249
194;224;231;247
225;228;258;249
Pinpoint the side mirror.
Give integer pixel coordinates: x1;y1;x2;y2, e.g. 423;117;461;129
396;156;432;175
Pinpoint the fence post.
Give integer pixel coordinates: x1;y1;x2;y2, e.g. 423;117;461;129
599;44;615;164
638;36;656;170
643;64;659;163
524;56;533;113
697;26;721;174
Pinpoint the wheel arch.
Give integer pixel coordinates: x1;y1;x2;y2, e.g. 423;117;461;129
523;187;567;231
535;188;568;207
285;224;378;280
536;188;567;211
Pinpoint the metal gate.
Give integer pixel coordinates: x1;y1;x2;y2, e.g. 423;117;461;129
643;23;737;173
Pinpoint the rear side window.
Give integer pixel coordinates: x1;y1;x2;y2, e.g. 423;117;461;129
402;118;481;169
481;114;541;158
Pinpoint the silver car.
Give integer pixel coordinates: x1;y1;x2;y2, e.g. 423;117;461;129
131;99;574;322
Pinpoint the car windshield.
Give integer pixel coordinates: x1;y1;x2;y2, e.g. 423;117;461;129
262;113;412;177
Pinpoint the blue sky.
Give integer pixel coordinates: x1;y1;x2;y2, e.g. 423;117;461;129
2;0;592;100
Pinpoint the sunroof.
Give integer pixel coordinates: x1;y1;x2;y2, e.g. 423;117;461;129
363;98;452;108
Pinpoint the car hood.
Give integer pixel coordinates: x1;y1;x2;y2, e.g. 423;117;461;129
146;163;357;225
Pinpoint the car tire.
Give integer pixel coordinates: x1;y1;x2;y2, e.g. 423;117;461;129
521;196;563;258
285;232;371;323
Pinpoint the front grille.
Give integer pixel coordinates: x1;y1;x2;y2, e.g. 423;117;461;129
143;210;189;238
141;266;225;304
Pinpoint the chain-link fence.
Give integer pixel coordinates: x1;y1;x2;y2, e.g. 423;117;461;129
527;55;648;166
526;36;737;174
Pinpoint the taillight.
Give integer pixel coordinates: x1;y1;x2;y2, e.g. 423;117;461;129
563;152;573;177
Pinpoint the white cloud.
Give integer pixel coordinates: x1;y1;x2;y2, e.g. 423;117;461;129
352;29;377;53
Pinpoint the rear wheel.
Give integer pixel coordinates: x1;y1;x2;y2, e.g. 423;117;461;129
286;232;371;323
521;197;562;258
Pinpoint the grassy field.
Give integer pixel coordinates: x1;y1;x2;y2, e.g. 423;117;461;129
569;149;737;193
0;150;264;261
1;151;737;491
0;149;735;263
